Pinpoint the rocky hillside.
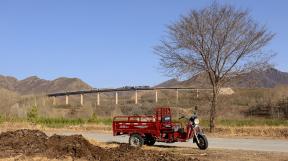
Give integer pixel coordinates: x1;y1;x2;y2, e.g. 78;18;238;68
0;76;92;95
157;68;288;88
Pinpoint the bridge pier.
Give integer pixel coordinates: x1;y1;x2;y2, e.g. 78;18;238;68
115;92;118;105
80;94;84;106
176;89;179;104
53;96;56;105
66;95;69;105
155;90;158;103
97;92;100;106
135;90;138;104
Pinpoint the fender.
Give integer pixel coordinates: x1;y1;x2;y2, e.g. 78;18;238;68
192;125;205;143
193;133;206;143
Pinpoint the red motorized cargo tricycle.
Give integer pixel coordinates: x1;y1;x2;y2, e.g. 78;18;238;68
112;107;208;150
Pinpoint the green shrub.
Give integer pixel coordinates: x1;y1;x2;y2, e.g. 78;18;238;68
27;106;38;122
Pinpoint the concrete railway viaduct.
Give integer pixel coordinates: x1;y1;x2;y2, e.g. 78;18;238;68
47;87;212;106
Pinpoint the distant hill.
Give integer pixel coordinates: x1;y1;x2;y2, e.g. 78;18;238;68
0;75;92;95
155;78;180;87
1;67;287;95
157;68;288;88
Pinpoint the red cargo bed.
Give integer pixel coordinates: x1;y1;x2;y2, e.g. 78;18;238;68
113;115;158;136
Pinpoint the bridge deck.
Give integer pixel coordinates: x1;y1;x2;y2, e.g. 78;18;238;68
47;87;211;97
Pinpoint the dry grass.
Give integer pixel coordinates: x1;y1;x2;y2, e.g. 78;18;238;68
1;85;288;120
204;126;288;138
0;122;112;134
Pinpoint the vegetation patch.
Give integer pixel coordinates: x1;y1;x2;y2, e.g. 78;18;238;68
200;119;288;127
87;113;112;125
35;117;86;128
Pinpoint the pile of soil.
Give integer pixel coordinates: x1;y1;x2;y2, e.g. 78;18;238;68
0;129;199;161
0;129;47;157
45;134;106;160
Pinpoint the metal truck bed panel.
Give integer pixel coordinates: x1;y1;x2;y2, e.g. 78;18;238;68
113;115;158;136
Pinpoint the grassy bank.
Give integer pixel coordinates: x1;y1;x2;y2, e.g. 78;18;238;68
0;114;112;128
200;119;288;127
0;114;287;128
34;117;112;128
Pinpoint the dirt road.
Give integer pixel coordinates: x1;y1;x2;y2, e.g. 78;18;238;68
47;131;288;153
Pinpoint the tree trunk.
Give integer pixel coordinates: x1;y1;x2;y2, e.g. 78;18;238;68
210;86;219;133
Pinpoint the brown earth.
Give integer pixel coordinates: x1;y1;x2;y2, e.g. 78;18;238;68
0;129;288;161
0;129;198;161
144;146;288;161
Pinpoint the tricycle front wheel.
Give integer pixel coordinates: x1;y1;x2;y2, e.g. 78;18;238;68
196;134;208;150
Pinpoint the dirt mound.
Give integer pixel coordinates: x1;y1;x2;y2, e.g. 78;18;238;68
0;129;48;158
45;134;106;160
0;130;107;160
0;129;198;161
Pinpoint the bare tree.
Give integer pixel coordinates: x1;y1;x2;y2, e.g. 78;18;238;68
154;3;274;132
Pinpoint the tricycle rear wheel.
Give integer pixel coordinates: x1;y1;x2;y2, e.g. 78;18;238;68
129;134;144;147
144;137;156;146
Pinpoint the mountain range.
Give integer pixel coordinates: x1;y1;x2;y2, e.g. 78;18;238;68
0;76;91;95
156;68;288;88
0;68;287;95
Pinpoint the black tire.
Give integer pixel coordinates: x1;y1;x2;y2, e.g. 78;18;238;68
196;134;208;150
129;134;144;147
144;137;156;146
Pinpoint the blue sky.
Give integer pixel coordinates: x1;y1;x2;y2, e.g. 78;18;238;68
0;0;287;88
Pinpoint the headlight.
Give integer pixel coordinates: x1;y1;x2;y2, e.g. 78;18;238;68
194;118;200;125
